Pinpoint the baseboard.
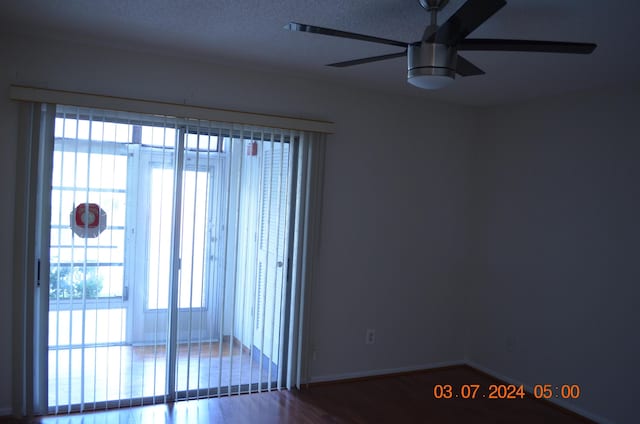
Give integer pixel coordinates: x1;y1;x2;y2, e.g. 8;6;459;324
0;407;13;417
232;336;251;355
465;360;614;424
131;336;230;347
307;360;466;385
251;345;278;377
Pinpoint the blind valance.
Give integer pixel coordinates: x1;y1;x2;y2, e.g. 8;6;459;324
9;85;335;134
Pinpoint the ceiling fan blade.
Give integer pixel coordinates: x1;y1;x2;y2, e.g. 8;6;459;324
456;55;485;76
327;51;408;68
285;22;407;48
458;39;597;54
433;0;507;45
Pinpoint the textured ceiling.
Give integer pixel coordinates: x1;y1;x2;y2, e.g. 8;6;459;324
2;0;639;106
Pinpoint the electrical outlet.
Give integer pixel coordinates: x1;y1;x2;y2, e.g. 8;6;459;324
366;328;376;345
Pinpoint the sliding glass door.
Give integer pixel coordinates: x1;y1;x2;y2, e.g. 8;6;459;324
46;106;293;413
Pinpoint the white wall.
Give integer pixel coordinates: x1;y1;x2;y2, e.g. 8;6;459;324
0;33;474;411
310;90;474;380
0;33;20;418
468;87;640;424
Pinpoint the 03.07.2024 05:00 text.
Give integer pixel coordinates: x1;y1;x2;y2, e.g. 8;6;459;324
433;384;581;400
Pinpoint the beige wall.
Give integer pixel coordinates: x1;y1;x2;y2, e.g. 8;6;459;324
467;87;640;424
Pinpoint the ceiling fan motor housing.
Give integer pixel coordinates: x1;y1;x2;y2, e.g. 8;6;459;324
407;42;457;87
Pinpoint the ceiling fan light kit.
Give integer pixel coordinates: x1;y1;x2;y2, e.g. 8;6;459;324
407;42;457;89
285;0;596;90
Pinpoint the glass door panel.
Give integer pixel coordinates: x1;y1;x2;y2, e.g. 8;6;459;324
177;169;209;310
147;168;209;311
147;167;175;310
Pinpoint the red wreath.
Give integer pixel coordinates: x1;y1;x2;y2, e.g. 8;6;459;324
70;203;107;238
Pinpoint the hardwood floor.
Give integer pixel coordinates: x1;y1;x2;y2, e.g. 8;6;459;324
5;365;596;423
48;341;272;409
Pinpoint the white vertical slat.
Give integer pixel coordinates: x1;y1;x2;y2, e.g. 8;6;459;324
278;130;299;390
216;125;236;397
69;115;76;409
227;128;244;397
91;109;99;409
268;132;281;391
250;130;260;393
237;135;257;394
257;133;269;392
156;117;173;404
282;134;291;389
205;128;219;399
34;104;55;415
90;109;101;410
182;121;205;398
151;123;161;404
208;128;222;398
210;130;225;396
193;124;204;399
52;112;66;414
67;108;80;414
117;117;131;407
255;133;264;392
246;132;259;394
79;106;94;412
202;126;215;398
215;129;226;396
166;124;185;401
235;137;245;395
103;112;122;407
251;136;261;392
275;131;293;390
297;136;315;389
106;111;122;409
183;125;194;398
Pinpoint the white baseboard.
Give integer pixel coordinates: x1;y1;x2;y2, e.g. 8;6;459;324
0;407;13;416
308;359;466;384
465;360;614;424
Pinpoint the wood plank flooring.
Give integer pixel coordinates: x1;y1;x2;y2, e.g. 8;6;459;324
48;341;271;408
4;365;597;423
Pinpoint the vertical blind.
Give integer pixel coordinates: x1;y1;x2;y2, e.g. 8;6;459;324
37;104;319;413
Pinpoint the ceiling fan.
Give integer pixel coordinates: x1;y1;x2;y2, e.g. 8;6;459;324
285;0;596;89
